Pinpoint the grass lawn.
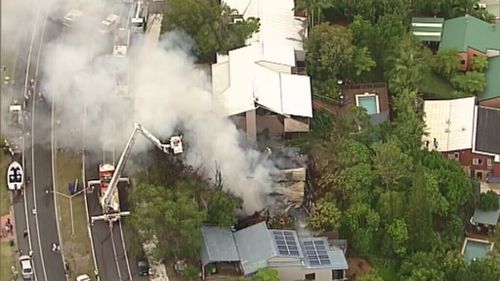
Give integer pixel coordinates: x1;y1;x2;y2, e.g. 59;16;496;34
0;153;10;216
0;241;16;281
420;70;457;99
55;151;94;277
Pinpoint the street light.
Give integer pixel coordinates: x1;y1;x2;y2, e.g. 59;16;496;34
46;179;87;236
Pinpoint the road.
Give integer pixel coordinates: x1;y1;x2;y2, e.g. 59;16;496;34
10;1;68;281
80;1;149;280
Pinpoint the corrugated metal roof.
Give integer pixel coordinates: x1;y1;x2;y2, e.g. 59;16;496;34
439;15;500;53
200;226;240;266
212;44;313;118
234;222;276;275
224;0;306;52
475;106;500;154
480;56;500;101
423;97;476;152
411;17;444;42
472;197;500;225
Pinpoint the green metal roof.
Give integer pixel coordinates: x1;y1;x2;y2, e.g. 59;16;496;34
439;15;500;52
412;17;444;42
480;56;500;101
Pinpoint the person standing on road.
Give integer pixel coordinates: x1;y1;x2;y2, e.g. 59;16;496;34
23;228;28;238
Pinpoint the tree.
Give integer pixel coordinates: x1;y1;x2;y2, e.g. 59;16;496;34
295;0;335;27
162;0;259;62
372;140;411;191
478;190;499;211
206;189;242;227
433;49;460;80
451;71;486;95
305;24;374;97
471;55;488;73
399;251;446;281
457;258;500;281
308;197;342;232
130;183;207;260
385;219;409;257
357;272;384;281
390;88;425;156
343;203;380;255
377;191;405;223
252;268;280;281
406;165;434;252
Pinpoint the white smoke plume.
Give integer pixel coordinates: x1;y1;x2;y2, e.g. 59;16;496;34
32;0;277;211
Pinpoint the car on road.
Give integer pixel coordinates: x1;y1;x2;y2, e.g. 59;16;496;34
19;255;34;280
76;274;92;281
63;9;83;27
100;14;120;34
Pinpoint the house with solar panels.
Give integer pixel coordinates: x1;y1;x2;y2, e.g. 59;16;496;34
200;222;348;281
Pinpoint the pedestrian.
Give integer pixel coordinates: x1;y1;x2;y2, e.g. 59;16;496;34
23;228;28;238
8;223;13;234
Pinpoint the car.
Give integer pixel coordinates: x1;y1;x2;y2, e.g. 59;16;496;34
19;255;33;280
76;274;91;281
63;9;83;27
137;258;150;276
99;14;120;34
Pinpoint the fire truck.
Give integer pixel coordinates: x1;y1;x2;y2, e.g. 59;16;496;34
89;123;183;222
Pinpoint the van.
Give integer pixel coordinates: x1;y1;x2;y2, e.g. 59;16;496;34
100;14;120;34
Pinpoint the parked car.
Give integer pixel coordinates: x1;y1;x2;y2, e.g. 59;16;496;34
76;274;91;281
137;257;150;276
19;255;34;280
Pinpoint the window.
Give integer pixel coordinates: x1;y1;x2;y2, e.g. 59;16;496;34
332;270;344;280
454;152;460;160
461;60;466;65
448;153;455;160
305;273;316;280
473;158;480;165
487;158;493;167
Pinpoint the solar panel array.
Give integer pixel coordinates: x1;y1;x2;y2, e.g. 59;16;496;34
272;230;301;256
302;239;331;266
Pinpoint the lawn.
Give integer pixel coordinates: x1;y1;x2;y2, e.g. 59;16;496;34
55;151;94;278
0;241;15;281
0;153;10;216
420;70;456;99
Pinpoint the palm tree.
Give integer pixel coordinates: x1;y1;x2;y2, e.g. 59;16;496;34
295;0;334;28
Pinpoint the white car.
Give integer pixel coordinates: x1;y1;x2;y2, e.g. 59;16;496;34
19;255;34;280
63;9;83;27
100;14;120;34
76;274;91;281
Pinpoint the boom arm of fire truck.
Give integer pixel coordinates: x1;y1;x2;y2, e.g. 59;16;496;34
101;123;183;211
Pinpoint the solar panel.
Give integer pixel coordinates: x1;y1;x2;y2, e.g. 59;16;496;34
303;239;331;266
272;230;301;257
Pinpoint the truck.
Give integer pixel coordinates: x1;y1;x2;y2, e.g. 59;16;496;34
9;103;23;127
130;1;148;33
89;123;183;222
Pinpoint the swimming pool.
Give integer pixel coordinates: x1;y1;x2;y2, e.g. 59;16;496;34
461;238;494;263
357;95;378;115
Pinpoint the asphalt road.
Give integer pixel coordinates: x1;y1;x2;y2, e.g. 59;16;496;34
10;2;67;280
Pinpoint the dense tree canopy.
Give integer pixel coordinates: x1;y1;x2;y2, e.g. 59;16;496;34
162;0;260;62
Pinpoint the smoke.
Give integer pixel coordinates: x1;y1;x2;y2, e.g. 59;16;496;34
35;1;277;212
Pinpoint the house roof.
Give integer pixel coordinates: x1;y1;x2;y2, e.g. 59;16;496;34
200;226;240;266
423;97;476;152
439;14;500;53
472;197;500;226
200;222;348;275
233;221;276;275
223;0;306;55
213;44;313;118
475;106;500;154
411;17;444;42
480;56;500;101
